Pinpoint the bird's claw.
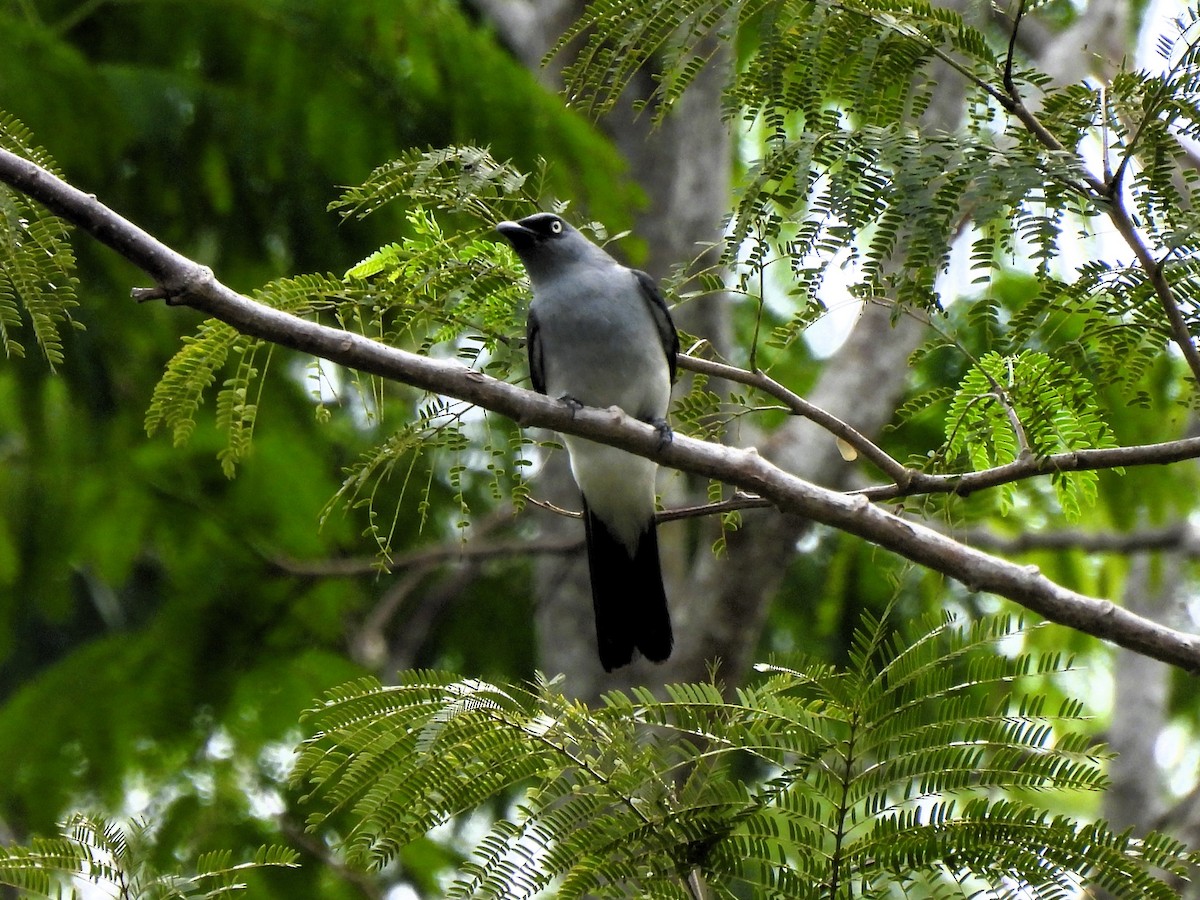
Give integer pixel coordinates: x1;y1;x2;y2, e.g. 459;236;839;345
559;395;585;417
649;418;673;450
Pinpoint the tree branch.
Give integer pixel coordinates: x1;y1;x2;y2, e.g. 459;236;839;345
270;534;580;578
277;816;382;900
948;522;1199;556
680;351;1200;504
2;146;1199;671
859;436;1200;501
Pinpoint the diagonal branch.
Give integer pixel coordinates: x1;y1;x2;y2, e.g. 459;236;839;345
2;146;1199;671
677;354;916;486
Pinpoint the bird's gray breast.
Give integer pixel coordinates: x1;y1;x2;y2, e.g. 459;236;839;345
531;266;670;420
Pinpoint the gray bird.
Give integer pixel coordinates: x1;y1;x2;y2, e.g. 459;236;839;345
496;212;677;671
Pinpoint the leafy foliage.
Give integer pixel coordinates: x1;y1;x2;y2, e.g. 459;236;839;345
294;612;1197;898
18;0;1200;532
5;2;1200;533
0;813;297;899
938;349;1117;519
144;273;348;475
133;150;536;556
0;113;79;368
2;1;1200;898
138;149;547;547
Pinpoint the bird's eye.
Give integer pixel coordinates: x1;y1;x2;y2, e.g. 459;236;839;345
550;219;563;235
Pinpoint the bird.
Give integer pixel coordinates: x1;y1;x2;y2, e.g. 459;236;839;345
496;212;678;671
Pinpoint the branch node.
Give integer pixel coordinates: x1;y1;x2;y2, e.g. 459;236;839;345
131;286;170;304
130;266;216;306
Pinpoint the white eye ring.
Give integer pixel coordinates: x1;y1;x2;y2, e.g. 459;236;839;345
550;219;563;234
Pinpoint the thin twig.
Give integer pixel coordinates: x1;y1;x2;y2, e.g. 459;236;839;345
1104;189;1200;386
657;491;773;523
985;376;1032;458
278;816;383;900
271;534;580;578
273;495;775;577
858;435;1200;501
1002;0;1026;98
991;3;1200;386
678;354;916;487
525;495;583;519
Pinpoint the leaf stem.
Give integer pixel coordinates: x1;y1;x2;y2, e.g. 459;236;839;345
826;712;860;900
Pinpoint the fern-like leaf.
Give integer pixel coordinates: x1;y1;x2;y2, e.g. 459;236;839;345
0;113;80;368
294;612;1197;899
940;350;1115;520
0;813;298;899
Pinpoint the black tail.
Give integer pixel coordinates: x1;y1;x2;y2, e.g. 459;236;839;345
582;499;673;671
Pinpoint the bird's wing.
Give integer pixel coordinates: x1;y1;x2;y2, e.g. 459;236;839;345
633;269;679;383
526;304;547;395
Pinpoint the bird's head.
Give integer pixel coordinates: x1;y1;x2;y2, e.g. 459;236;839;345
496;213;605;280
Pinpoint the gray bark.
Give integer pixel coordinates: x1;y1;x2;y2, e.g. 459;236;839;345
1098;544;1182;900
667;305;928;684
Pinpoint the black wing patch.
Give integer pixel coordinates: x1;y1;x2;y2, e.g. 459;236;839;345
633;269;679;384
526;305;547;395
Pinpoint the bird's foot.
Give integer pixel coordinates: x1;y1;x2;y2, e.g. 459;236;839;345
647;417;673;450
558;395;585;417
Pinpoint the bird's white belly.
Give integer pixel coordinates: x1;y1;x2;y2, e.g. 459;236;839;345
564;437;658;551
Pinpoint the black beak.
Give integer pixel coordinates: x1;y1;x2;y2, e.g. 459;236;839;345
496;220;537;251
